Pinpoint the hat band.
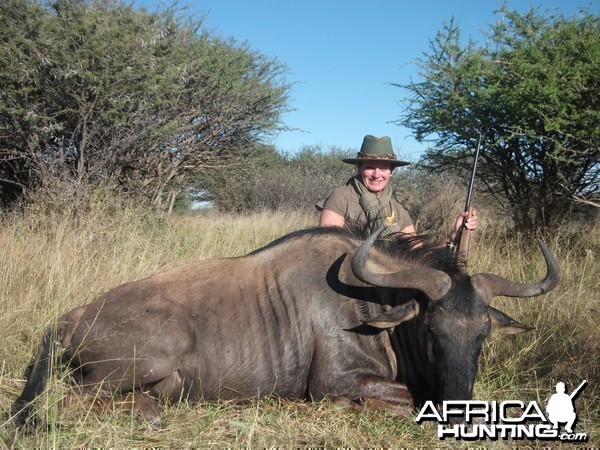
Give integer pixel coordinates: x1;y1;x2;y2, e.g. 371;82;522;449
355;151;397;161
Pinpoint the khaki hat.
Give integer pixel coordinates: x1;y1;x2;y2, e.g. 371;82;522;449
343;135;410;167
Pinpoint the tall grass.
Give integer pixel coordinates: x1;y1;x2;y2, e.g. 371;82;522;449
0;205;598;448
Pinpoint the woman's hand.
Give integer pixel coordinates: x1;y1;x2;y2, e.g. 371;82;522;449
454;208;478;234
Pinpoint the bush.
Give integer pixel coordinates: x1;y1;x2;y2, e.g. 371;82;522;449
201;145;355;212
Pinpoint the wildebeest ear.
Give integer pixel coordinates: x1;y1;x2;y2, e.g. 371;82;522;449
488;306;534;334
363;300;419;329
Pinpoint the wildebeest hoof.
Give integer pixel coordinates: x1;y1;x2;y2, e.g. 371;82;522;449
330;396;367;411
352;397;366;406
142;416;167;431
330;397;354;409
13;417;38;434
121;392;165;428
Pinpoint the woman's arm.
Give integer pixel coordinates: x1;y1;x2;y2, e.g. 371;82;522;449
400;224;416;236
319;209;346;228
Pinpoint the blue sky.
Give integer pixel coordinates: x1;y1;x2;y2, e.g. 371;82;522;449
137;0;596;160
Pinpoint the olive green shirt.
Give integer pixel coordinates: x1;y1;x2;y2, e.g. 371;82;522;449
321;184;413;234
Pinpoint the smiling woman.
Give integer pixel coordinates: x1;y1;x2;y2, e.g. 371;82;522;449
318;135;412;234
318;135;478;244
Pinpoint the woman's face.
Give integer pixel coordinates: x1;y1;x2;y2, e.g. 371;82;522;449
359;162;393;193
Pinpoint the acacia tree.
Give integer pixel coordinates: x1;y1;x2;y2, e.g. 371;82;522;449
0;0;291;212
396;5;599;233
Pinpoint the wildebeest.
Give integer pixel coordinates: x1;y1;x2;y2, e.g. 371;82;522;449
11;226;559;427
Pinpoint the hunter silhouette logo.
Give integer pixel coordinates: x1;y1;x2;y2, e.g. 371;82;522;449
546;380;587;434
416;380;589;442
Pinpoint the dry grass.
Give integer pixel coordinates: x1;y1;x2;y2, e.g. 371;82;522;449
0;205;598;448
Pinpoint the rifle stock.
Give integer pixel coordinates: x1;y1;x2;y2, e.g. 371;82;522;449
457;206;474;257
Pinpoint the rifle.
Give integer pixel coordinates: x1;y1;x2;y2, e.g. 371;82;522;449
569;380;587;400
455;135;482;265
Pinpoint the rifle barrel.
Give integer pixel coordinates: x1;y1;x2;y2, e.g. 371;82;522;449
569;379;587;399
464;135;482;212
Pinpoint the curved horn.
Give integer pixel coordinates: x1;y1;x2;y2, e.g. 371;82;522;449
351;226;452;301
473;239;560;302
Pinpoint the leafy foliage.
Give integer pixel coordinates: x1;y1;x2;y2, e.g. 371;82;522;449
395;5;599;233
0;0;291;212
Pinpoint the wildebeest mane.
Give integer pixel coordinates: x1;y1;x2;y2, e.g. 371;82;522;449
247;226;345;255
372;231;465;276
249;226;464;275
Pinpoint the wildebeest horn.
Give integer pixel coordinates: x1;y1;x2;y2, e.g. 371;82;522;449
351;226;452;301
472;239;560;302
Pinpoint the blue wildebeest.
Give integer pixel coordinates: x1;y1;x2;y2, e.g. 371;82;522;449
11;226;559;427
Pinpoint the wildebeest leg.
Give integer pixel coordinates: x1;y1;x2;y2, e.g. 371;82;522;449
339;374;413;417
148;369;190;402
119;392;164;426
60;391;164;426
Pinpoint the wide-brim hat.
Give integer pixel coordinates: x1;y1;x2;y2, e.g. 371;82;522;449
342;135;410;167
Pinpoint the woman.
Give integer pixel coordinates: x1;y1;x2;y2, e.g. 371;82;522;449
318;135;477;242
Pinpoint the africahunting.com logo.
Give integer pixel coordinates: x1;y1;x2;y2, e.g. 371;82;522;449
416;380;588;442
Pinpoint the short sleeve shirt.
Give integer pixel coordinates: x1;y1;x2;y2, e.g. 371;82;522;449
322;184;413;233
